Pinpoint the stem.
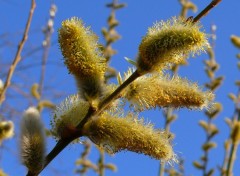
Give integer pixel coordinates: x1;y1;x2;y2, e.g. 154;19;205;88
39;5;56;96
225;89;240;176
99;70;141;110
193;0;221;23
221;142;230;176
202;117;213;176
226;142;239;176
0;0;36;105
158;108;172;176
98;148;105;176
159;162;165;176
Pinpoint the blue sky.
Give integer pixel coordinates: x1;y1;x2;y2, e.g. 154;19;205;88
1;0;240;176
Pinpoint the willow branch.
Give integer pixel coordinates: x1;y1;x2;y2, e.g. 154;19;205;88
0;0;36;105
193;0;221;23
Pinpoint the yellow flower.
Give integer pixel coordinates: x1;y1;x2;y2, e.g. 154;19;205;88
137;17;209;73
58;17;106;101
83;111;175;162
123;70;214;111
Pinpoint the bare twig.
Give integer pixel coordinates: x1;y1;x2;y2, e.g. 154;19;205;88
225;88;240;176
0;0;36;105
193;0;221;23
39;4;57;96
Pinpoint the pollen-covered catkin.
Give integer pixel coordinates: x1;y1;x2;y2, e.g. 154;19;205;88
58;17;106;101
20;107;46;173
137;17;209;73
82;112;175;162
123;71;214;111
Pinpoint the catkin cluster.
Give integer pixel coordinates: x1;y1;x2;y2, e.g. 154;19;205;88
52;16;213;165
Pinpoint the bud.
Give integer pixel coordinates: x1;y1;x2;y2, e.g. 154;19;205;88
0;79;3;93
20;107;46;173
30;83;40;100
231;121;240;144
83;112;176;162
0;120;14;143
231;35;240;49
137;17;209;73
58;17;106;101
51;94;89;140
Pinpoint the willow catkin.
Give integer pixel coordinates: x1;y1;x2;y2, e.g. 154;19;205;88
137;17;209;73
20;107;46;173
51;94;89;140
123;71;214;111
58;17;106;102
83;112;175;162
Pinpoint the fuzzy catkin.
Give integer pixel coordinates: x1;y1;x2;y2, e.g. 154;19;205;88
51;94;89;140
58;17;106;101
137;17;209;73
123;71;214;111
83;112;175;162
20;107;45;173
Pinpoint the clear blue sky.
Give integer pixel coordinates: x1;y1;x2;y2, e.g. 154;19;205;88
1;0;240;176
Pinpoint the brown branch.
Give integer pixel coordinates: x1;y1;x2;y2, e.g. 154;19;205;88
0;0;36;105
39;4;57;97
193;0;221;23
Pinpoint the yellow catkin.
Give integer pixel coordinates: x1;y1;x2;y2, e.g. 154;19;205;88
58;17;106;100
20;107;45;173
123;71;214;111
137;17;209;73
51;94;89;139
83;112;175;162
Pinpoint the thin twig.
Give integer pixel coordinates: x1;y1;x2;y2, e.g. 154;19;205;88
98;148;105;176
0;0;36;105
226;143;238;176
193;0;221;23
39;4;57;96
225;88;240;176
